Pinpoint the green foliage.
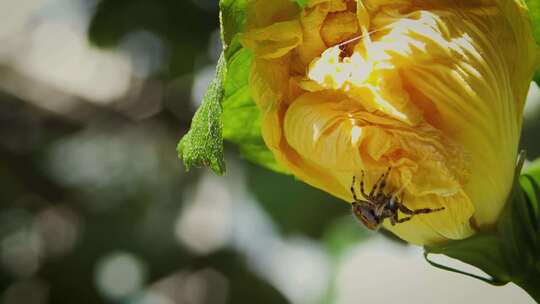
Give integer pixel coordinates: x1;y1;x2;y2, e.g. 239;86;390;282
240;144;289;174
535;70;540;87
526;0;540;43
221;47;289;173
179;0;288;174
220;0;248;47
177;55;226;175
220;1;287;173
424;153;540;301
425;234;510;285
526;0;540;85
526;156;540;179
246;163;345;237
294;0;308;8
221;50;260;147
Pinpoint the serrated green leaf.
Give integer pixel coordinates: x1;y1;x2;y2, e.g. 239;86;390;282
177;55;226;175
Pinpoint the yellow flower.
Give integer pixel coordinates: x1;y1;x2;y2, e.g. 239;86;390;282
240;0;539;245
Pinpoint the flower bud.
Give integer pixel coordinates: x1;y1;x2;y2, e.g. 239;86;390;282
241;0;539;245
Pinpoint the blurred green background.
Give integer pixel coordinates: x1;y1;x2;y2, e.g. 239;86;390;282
1;1;539;303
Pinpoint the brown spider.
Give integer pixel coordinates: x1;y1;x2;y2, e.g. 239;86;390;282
351;167;445;230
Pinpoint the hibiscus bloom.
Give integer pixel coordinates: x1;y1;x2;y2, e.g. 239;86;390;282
240;0;539;245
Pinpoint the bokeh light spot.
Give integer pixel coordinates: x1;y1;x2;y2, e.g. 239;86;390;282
175;173;233;255
95;252;148;299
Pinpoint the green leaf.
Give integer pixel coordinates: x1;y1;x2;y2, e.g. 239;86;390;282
522;157;540;218
424;154;540;300
524;156;540;181
219;0;287;173
520;175;540;255
179;0;287;175
424;234;511;285
495;152;538;276
294;0;308;8
222;49;261;145
220;41;288;173
520;157;540;255
534;70;540;86
178;0;287;175
526;0;540;43
526;0;540;85
177;55;226;175
239;144;288;174
220;0;247;48
220;0;305;44
501;174;537;267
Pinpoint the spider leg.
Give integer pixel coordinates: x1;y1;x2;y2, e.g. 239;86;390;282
396;216;412;224
353;200;373;208
390;211;412;225
376;167;392;198
359;171;369;199
393;189;404;202
389;214;397;225
369;168;388;197
350;176;360;202
397;202;445;215
391;192;405;210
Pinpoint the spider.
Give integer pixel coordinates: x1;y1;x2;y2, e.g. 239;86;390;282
350;167;445;230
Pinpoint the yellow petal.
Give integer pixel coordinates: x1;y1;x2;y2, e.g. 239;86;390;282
384;191;475;245
245;0;299;29
241;21;303;59
320;11;359;46
282;90;475;243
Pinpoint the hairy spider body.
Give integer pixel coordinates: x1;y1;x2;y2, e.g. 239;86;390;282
350;168;445;230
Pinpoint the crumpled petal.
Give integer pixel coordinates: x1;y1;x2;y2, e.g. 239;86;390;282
241;21;303;59
283;90;475;243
